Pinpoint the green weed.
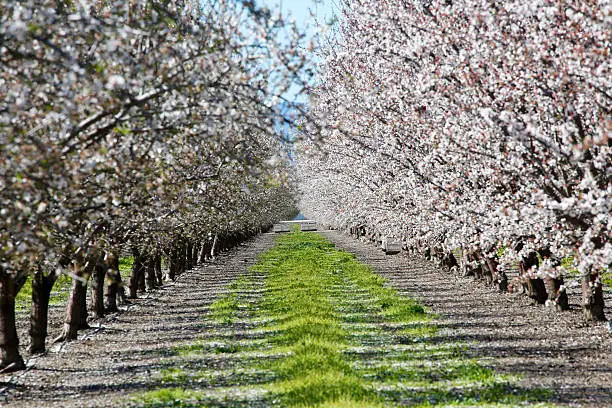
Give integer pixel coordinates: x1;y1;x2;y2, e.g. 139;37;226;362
134;388;201;407
118;256;133;278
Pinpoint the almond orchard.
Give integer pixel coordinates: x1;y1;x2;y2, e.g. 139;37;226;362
0;1;610;406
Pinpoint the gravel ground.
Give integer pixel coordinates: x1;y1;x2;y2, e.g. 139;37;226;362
0;233;277;408
320;230;612;407
2;230;611;407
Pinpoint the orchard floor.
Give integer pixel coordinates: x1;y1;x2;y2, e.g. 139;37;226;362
1;233;278;408
0;230;610;407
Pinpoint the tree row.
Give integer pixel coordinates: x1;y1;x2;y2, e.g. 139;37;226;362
1;0;305;372
297;0;610;321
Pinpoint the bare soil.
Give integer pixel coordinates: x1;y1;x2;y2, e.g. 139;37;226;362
320;230;612;407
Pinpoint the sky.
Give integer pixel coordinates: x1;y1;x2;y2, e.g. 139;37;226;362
265;0;337;34
260;0;339;104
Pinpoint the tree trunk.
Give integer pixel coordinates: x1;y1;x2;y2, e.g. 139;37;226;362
210;235;219;259
192;242;199;266
144;254;157;292
520;252;548;304
441;251;458;271
544;276;569;311
484;255;507;292
423;246;431;261
218;237;224;252
473;253;492;284
190;242;196;266
482;253;508;292
29;267;58;354
116;267;127;304
105;251;120;313
581;272;606;321
54;255;91;343
138;262;146;293
525;277;547;304
167;245;177;281
128;247;144;298
178;241;186;275
0;271;26;372
185;241;193;270
154;254;163;286
461;249;475;277
198;241;208;264
77;275;89;330
61;278;87;340
183;241;188;273
90;252;106;319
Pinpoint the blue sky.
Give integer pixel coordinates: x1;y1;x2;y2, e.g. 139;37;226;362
264;0;337;34
261;1;339;103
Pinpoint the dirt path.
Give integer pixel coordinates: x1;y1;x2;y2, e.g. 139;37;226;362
320;230;612;407
0;233;277;408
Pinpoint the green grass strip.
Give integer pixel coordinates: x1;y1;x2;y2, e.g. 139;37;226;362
255;233;378;406
208;275;253;324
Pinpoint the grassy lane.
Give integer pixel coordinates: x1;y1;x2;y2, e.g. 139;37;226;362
133;233;553;407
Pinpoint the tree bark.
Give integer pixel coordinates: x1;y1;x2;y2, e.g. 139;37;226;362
29;267;58;354
0;271;27;372
138;263;146;293
104;251;120;313
581;272;606;321
192;242;199;266
423;246;431;261
90;252;106;319
128;247;144;298
520;252;548;304
54;254;92;343
144;253;157;292
185;241;193;270
544;275;569;311
483;255;507;292
167;244;177;281
441;251;458;270
154;254;163;286
525;276;547;304
116;267;127;304
461;249;475;277
198;241;208;264
60;278;87;340
472;252;492;284
77;273;89;330
183;241;188;272
178;241;186;275
210;234;219;259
